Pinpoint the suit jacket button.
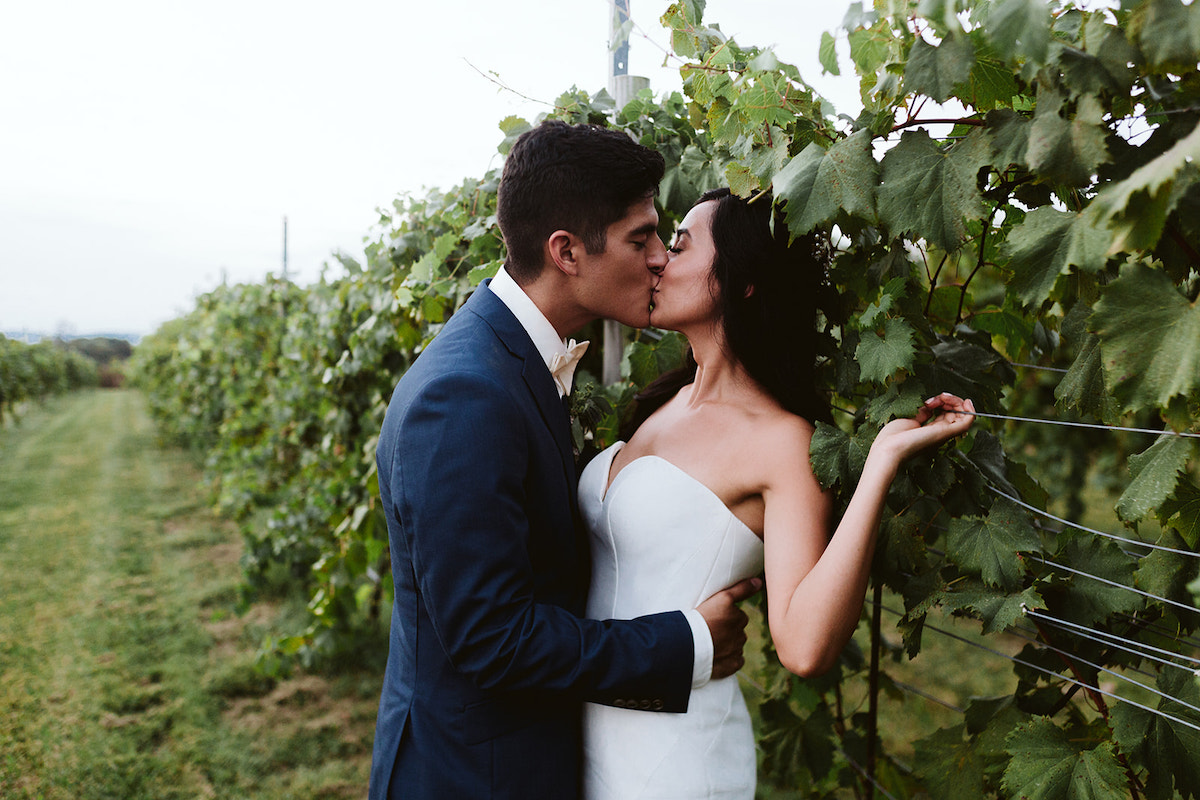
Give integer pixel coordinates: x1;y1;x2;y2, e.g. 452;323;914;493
639;699;652;710
652;699;664;710
614;699;626;708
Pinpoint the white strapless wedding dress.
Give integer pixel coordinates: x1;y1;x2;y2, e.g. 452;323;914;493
579;441;765;800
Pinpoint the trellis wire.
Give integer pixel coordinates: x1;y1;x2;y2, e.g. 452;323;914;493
991;485;1200;558
895;550;1195;675
837;746;901;800
1009;362;1069;374
1115;612;1200;651
1016;607;1200;718
877;604;1200;734
1005;623;1159;680
921;528;1193;620
967;409;1200;439
832;401;1200;441
1024;606;1200;674
1030;554;1200;618
888;677;964;713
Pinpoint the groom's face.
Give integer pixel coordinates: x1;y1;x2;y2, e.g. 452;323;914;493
575;195;667;328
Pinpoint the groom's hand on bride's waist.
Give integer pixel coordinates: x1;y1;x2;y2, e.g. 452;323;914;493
697;577;762;680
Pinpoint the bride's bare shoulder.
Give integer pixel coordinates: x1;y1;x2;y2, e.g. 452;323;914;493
756;407;816;457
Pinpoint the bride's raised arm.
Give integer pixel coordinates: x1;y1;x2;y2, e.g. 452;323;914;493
760;393;975;677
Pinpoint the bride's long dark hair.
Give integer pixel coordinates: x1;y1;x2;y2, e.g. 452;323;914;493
623;187;832;437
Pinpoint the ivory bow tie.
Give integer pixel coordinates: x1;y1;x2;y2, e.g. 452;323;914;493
549;339;589;397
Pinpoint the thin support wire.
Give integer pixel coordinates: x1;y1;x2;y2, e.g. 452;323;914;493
878;605;1200;734
1017;607;1200;718
888;678;965;713
1114;612;1200;651
924;522;1195;617
991;485;1200;559
1006;623;1159;681
1023;608;1200;672
1030;555;1200;618
836;746;901;800
1009;362;1069;374
968;410;1200;439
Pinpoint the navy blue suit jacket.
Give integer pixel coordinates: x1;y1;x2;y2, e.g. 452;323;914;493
369;282;695;799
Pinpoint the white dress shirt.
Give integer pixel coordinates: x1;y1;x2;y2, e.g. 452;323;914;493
486;267;715;689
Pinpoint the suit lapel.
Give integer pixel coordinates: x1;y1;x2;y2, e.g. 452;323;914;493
466;284;578;494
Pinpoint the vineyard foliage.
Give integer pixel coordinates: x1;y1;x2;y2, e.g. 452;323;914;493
0;335;99;423
131;0;1200;796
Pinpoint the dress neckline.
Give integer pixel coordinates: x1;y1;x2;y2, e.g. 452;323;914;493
599;442;761;541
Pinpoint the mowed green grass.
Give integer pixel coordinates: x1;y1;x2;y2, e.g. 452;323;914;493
0;390;381;799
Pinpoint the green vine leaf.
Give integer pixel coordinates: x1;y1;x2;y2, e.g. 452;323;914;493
1087;119;1200;254
622;333;687;389
809;421;850;490
1025;90;1109;188
905;30;975;104
878;128;991;252
913;725;986;800
1115;435;1193;523
1111;669;1200;800
818;30;839;75
773;129;879;235
1002;206;1111;308
945;497;1041;590
1002;718;1127;800
855;317;916;384
986;0;1052;64
1053;537;1142;626
963;39;1021;111
1055;332;1118;421
1160;479;1200;548
1092;261;1200;413
1133;530;1197;603
985;108;1031;170
940;581;1044;633
1133;0;1200;69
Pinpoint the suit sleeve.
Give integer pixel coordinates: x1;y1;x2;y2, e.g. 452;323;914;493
388;368;695;711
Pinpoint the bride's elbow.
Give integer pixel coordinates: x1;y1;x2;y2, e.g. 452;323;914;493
776;643;837;679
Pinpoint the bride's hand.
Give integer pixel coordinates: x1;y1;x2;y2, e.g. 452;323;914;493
870;393;975;463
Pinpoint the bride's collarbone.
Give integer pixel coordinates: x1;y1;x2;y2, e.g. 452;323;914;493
617;434;765;514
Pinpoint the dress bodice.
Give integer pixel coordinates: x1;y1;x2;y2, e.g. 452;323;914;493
578;442;765;800
579;441;765;620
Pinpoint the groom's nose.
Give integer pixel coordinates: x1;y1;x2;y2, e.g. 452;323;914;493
646;236;667;275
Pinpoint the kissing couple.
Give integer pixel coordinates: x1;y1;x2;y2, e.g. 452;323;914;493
368;120;974;799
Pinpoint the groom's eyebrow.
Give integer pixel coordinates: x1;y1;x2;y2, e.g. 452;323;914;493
628;222;659;239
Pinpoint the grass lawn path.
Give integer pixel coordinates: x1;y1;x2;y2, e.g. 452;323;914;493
0;390;379;799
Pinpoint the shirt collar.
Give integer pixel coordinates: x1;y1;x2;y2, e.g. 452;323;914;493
488;266;569;383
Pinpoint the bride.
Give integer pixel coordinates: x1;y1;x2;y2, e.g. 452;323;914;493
579;188;975;799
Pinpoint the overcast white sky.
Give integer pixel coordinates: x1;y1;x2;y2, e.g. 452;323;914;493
0;1;859;337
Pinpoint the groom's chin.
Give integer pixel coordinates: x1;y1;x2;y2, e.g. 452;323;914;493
612;308;652;329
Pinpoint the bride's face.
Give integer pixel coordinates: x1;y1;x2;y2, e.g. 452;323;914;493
650;200;719;332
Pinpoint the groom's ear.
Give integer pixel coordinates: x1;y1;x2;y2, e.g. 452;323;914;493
547;230;582;277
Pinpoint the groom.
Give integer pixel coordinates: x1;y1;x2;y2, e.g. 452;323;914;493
368;120;759;799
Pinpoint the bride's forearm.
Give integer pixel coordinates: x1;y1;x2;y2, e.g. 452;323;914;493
770;449;901;676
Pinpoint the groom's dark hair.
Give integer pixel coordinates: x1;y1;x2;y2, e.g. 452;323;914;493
497;119;665;284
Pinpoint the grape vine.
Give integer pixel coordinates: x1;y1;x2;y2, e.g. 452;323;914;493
132;0;1200;796
0;335;99;423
